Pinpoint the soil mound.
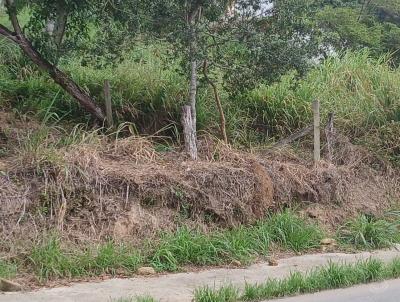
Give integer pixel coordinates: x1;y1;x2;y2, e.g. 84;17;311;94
0;118;398;247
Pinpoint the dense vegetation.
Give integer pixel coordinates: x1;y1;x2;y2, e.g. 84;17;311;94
0;0;399;162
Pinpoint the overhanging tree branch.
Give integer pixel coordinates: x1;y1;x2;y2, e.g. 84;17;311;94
1;0;105;121
0;23;17;42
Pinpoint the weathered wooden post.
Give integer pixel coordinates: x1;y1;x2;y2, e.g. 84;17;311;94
313;99;321;163
104;79;113;128
182;105;198;160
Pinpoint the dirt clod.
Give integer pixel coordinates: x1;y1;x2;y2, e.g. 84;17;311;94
231;260;242;267
137;267;156;276
267;258;279;266
321;238;337;246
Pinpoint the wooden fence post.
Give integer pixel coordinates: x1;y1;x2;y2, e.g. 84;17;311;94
182;105;198;160
104;80;113;128
313;99;321;163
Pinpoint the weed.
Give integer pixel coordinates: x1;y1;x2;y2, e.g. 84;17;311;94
338;214;400;249
194;284;240;302
265;210;323;252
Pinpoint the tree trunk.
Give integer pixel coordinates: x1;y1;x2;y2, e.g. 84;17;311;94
188;58;197;132
53;5;68;48
1;0;105;121
46;5;68;48
19;36;104;121
182;105;198;160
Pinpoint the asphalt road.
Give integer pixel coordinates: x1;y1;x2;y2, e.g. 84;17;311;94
272;279;400;302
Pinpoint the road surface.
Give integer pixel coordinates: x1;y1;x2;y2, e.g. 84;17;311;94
0;250;399;302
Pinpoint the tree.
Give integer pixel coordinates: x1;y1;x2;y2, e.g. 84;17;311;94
0;0;105;121
219;0;320;93
317;0;400;64
145;0;232;159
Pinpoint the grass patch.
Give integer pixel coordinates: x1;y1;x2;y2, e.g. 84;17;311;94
29;237;143;281
337;214;400;249
150;210;322;271
194;284;240;302
11;211;400;281
195;258;400;302
19;209;322;279
0;259;17;279
264;210;323;252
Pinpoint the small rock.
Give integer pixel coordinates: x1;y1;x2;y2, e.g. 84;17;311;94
320;238;337;246
137;267;156;276
0;278;23;292
231;260;242;267
267;258;278;266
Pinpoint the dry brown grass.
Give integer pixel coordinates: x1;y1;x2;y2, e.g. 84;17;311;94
0;114;398;252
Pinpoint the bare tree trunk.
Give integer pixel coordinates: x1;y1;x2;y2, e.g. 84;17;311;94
182;105;198;160
188;57;197;132
0;0;105;121
203;60;228;144
182;4;202;159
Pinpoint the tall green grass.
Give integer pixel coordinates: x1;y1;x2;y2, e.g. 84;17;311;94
28;237;143;281
240;51;400;136
0;40;217;133
338;214;400;249
234;51;400;163
1;40;399;162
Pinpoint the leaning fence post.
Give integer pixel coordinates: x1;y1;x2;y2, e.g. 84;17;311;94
104;79;113;128
313;99;321;163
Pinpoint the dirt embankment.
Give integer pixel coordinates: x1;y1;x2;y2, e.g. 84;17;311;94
0;111;399;249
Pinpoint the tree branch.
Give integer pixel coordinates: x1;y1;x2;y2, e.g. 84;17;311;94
0;0;105;121
0;23;18;42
